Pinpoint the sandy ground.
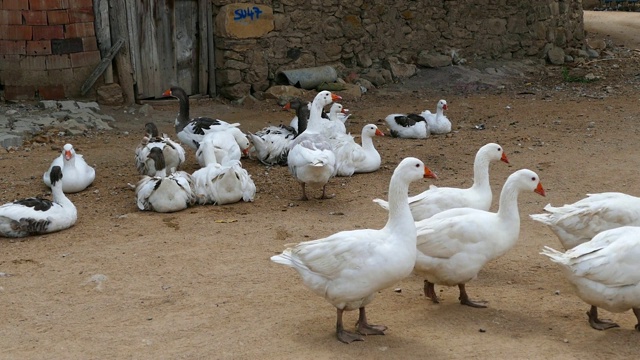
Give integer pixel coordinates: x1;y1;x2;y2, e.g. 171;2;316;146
1;11;640;360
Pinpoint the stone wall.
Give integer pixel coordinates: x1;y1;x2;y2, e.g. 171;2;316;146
0;0;100;101
213;0;585;100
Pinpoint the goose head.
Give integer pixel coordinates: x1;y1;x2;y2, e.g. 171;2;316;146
147;147;167;175
395;157;438;182
362;124;384;138
49;165;63;186
144;122;160;138
62;143;75;161
438;99;448;111
313;90;342;109
478;143;509;164
509;169;545;196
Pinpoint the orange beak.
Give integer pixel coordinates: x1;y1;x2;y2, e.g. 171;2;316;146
424;167;437;179
443;104;448;111
242;147;250;156
162;89;172;97
64;150;72;160
282;102;291;111
501;152;509;164
375;129;385;136
341;108;349;114
534;182;545;196
331;94;342;101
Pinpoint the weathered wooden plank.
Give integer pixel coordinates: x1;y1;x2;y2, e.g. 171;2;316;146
109;0;135;104
198;0;209;95
124;0;143;97
207;0;215;96
92;0;113;84
80;38;125;95
175;0;198;94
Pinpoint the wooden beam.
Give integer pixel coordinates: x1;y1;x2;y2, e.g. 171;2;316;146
206;0;215;96
124;0;143;97
108;0;135;105
92;0;113;84
80;38;125;95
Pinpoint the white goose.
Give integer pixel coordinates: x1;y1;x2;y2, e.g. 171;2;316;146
541;226;640;331
162;86;244;150
287;91;341;200
414;169;545;307
271;157;437;343
43;143;95;193
247;124;297;166
135;122;186;176
1;166;77;237
195;129;249;167
332;124;384;177
286;98;335;133
135;148;195;213
420;99;451;134
323;103;349;137
373;143;509;221
530;192;640;251
384;112;429;139
192;160;256;205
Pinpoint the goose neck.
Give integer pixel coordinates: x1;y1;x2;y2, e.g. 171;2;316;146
496;182;521;222
175;93;190;132
385;174;414;230
471;155;491;190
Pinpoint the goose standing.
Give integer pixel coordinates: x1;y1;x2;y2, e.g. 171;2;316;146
162;86;243;150
135;148;195;213
1;166;77;237
373;143;509;221
541;226;640;331
414;169;545;307
530;192;640;251
43;143;95;193
332;124;384;177
271;157;437;343
420;99;451;134
135;122;186;176
287;91;340;200
192;160;256;205
384;112;429;139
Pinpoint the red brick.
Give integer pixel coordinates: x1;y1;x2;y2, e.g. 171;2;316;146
0;40;25;54
68;7;94;23
80;36;96;51
67;0;92;9
29;0;65;10
70;49;99;67
20;55;46;69
0;10;22;25
22;10;48;25
0;25;32;40
0;54;22;69
3;0;29;10
47;10;69;25
32;25;63;40
38;84;65;99
26;40;51;55
4;85;36;100
65;21;94;38
45;53;70;69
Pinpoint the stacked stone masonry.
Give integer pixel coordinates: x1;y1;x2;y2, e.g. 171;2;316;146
212;0;585;100
0;0;100;101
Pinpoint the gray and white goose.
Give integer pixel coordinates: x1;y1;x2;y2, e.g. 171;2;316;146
135;122;186;176
1;166;77;237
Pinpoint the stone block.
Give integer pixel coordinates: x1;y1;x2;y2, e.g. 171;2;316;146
385;57;417;79
3;0;30;10
416;51;452;68
69;8;95;23
96;83;124;105
51;38;84;54
547;46;565;65
39;100;58;109
215;3;274;39
215;69;242;86
45;54;71;69
76;101;100;111
0;133;23;148
65;22;95;38
58;100;78;110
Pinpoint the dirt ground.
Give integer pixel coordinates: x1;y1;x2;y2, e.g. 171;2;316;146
1;11;640;360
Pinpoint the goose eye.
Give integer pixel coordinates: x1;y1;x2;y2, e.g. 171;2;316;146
497;148;501;151
531;177;536;181
415;164;420;168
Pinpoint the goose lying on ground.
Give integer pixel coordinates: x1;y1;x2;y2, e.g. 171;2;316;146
135;122;186;176
1;166;77;237
43;143;95;193
332;124;384;177
192;160;256;205
384;113;429;139
420;99;451;134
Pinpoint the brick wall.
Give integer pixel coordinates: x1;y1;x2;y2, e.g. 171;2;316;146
0;0;101;100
